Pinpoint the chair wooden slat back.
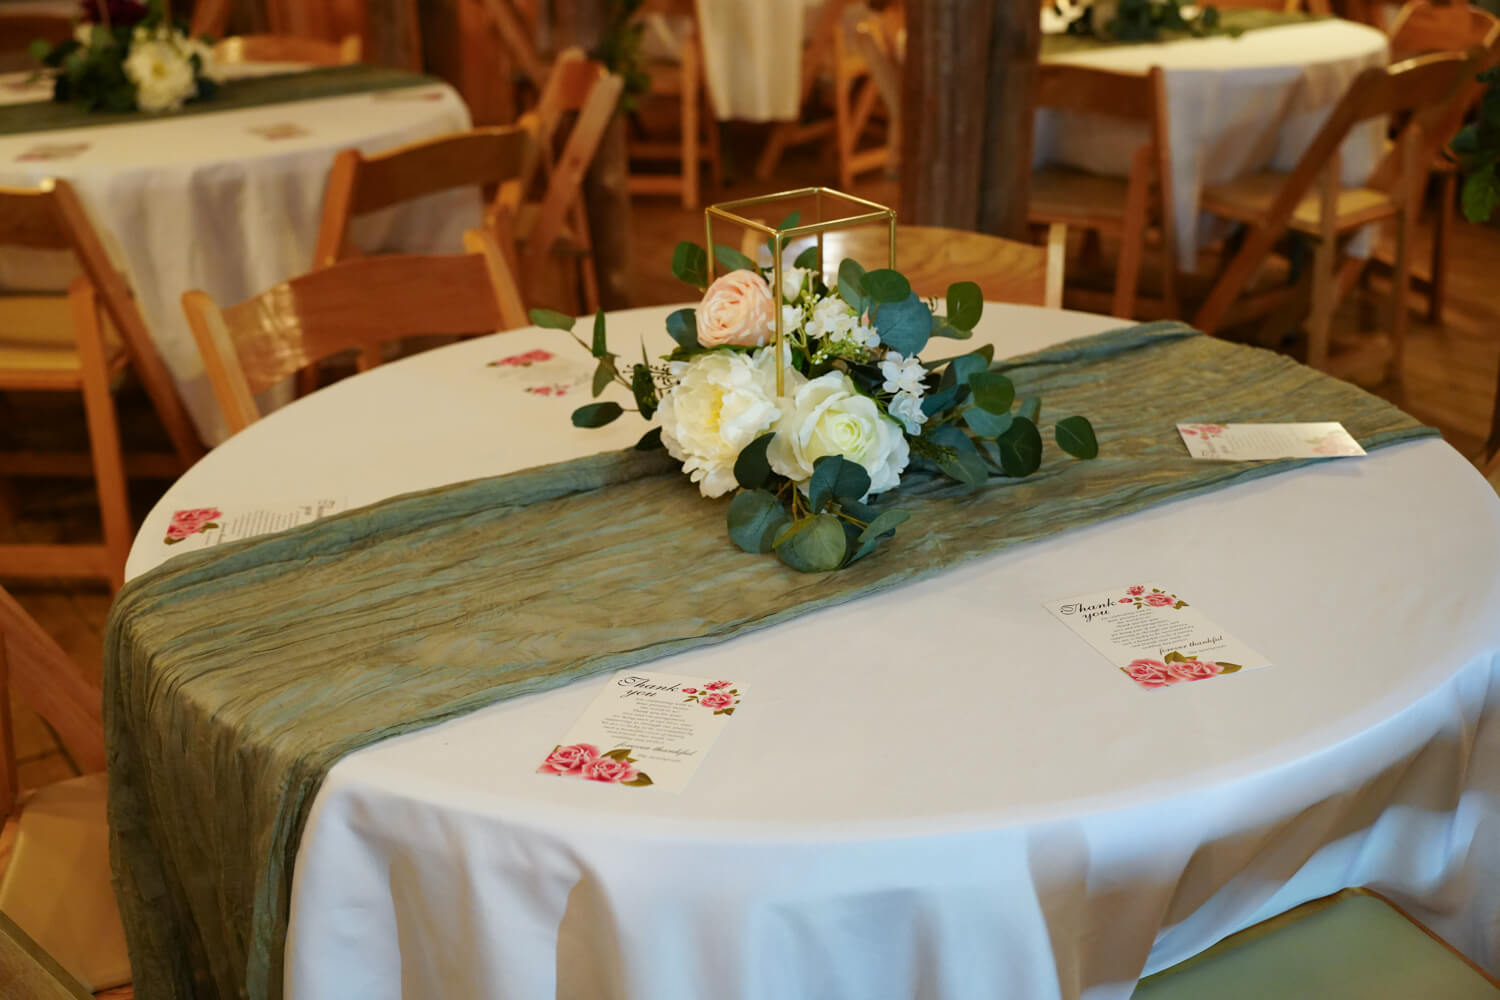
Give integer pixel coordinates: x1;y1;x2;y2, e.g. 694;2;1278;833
183;230;526;432
213;33;362;66
190;0;232;39
478;0;547;90
1035;62;1157;123
0;586;107;818
0;181;203;467
1390;0;1500;58
313;124;535;267
0;14;71;55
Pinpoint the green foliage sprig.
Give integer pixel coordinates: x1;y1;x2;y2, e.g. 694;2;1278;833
1063;0;1229;43
1451;67;1500;223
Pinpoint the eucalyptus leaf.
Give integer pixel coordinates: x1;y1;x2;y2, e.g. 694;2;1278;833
529;308;575;331
1055;415;1099;459
948;351;990;387
863;269;912;303
1463;168;1500;223
809;455;872;511
634;427;664;451
727;490;790;554
733;432;776;490
924;344;993;371
630;364;658;419
591;358;616;397
874;293;933;356
774;514;848;572
928;425;989;486
671;241;708;287
838;258;867;311
929;317;975;341
793;245;821;269
591;310;608;358
1019;397;1041;425
945;281;983;331
921;383;968;417
858;508;910;544
969;371;1016;414
767;211;801;252
571;402;623;428
963;406;1013;439
666;308;698;350
714;244;758;273
996;416;1043;477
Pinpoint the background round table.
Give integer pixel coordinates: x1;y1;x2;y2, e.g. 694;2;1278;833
1035;18;1390;268
0;68;480;445
127;305;1500;999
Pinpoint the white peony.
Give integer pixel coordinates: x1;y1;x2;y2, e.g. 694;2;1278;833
657;348;800;499
888;392;927;436
768;371;910;497
879;352;927;397
124;36;197;113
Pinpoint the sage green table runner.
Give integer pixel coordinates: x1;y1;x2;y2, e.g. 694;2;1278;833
0;64;439;137
105;323;1436;1000
1040;9;1322;57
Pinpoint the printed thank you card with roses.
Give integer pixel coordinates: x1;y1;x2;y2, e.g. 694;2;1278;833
538;671;744;792
1176;422;1365;461
1045;585;1270;691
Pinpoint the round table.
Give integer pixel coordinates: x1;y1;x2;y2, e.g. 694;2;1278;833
127;305;1500;999
0;68;479;445
1035;19;1390;268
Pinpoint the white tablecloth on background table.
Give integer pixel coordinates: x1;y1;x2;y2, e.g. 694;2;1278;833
0;70;481;445
694;0;822;120
1035;20;1390;267
124;304;1500;999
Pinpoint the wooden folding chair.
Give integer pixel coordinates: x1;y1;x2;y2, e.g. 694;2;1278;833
212;33;363;66
189;0;231;39
1375;1;1500;324
1193;52;1474;380
777;223;1068;309
0;181;203;591
495;48;624;316
627;0;722;209
182;230;525;435
0;13;71;55
1029;64;1179;320
0;586;124;993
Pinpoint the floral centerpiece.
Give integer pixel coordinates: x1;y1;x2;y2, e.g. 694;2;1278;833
530;191;1099;574
1060;0;1229;42
30;0;218;114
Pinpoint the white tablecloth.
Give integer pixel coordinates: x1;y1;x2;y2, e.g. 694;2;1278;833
694;0;821;120
125;305;1500;1000
0;71;481;445
1035;20;1390;267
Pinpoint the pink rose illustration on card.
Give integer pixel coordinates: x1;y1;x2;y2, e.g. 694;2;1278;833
538;743;653;787
17;142;90;162
488;349;555;368
164;507;222;544
1117;586;1187;610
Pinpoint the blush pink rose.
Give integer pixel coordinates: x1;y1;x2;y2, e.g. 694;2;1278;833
682;687;698;695
704;680;732;691
165;522;192;541
696;270;774;348
537;743;599;775
699;692;734;710
1123;658;1173;689
1119;598;1133;604
581;757;638;783
1126;585;1145;596
1144;593;1174;607
1166;659;1221;683
171;507;222;532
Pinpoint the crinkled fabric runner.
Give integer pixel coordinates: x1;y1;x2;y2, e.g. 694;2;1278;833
105;323;1436;999
1040;9;1325;57
0;65;437;136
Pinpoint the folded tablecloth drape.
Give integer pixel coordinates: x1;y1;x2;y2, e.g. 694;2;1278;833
104;322;1435;1000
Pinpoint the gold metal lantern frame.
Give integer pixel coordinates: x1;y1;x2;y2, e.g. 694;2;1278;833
704;187;897;395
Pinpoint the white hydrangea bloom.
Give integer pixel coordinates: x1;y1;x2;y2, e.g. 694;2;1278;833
124;35;197;113
888;392;927;436
804;295;858;340
780;303;804;338
855;316;881;350
879;352;927;397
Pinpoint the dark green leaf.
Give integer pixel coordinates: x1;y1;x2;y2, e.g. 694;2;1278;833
773;513;848;572
858;508;910;544
947;350;990;386
592;358;616;397
995;416;1043;477
767;211;802;252
1019;397;1041;424
630;364;658;419
27;39;51;62
929;317;975;340
634;427;664;451
530;308;575;331
666;308;698;350
873;293;933;355
963;406;1013;438
571;402;623;428
727;489;790;554
921;383;968;417
924;344;993;371
793;245;821;269
809;454;872;511
672;241;709;287
968;371;1015;414
591;309;608;358
1055;415;1099;459
945;281;983;331
714;244;758;273
862;268;911;303
1462;167;1500;223
733;432;776;490
837;258;867;310
928;425;989;486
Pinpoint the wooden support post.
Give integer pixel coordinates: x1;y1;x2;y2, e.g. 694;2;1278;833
900;0;1039;239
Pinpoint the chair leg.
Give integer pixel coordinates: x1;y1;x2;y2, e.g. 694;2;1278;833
834;70;856;192
71;286;130;592
756;124;793;180
1428;170;1453;325
1307;157;1341;371
1113;148;1151;319
680;39;701;210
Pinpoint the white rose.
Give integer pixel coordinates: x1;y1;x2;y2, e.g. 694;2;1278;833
768;371;909;497
124;38;197;113
657;348;799;498
778;267;808;301
888;392;927;436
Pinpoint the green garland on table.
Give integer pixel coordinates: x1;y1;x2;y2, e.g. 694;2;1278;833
1062;0;1233;43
